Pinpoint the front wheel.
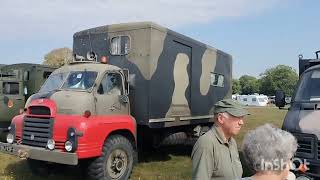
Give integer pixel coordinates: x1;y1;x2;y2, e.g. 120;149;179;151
87;135;137;180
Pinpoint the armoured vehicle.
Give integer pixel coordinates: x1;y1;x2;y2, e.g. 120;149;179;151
0;22;232;179
0;63;55;132
276;51;320;178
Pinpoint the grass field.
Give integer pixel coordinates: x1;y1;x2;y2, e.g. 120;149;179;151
0;106;288;180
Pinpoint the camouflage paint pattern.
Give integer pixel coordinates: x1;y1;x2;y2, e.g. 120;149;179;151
166;53;191;117
71;22;232;128
0;64;55;129
283;103;320;140
30;22;232;128
282;57;320;138
200;49;217;95
298;110;320;138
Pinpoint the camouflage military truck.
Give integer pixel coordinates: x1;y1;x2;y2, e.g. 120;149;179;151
0;22;232;180
276;51;320;178
0;63;55;133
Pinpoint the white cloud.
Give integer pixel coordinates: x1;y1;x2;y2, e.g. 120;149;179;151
0;0;282;40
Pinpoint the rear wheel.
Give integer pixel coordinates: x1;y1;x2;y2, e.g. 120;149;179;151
87;135;137;180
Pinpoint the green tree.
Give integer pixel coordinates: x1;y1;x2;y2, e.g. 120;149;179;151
43;47;72;67
232;79;241;94
259;65;298;96
239;75;259;95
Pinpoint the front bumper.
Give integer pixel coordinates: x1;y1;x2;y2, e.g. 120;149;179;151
0;142;78;165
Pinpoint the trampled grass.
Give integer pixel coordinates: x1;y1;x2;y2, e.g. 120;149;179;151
0;106;287;180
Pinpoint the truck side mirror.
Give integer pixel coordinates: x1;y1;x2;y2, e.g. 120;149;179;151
122;69;129;95
122;69;135;95
275;90;286;108
128;74;136;87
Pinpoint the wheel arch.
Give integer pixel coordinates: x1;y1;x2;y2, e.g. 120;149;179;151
106;129;137;150
87;129;137;180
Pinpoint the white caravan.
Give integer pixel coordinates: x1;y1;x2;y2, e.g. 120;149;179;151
233;94;268;106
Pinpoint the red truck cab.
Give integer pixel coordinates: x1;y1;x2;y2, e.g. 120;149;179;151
1;61;137;180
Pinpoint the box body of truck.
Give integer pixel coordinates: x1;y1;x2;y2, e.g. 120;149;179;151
73;22;232;128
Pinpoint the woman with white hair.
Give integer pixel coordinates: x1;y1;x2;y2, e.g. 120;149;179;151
241;124;298;180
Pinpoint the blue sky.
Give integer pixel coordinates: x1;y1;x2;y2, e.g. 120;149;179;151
0;0;319;78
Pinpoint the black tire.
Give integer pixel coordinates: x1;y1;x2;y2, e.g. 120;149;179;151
27;159;49;176
160;132;187;146
87;135;137;180
0;131;8;142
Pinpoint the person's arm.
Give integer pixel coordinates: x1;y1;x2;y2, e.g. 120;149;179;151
191;140;214;180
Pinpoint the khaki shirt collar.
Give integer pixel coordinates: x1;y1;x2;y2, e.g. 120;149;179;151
212;125;231;144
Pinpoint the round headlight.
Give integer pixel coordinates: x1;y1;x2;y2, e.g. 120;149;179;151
65;141;73;152
47;139;55;150
6;133;14;144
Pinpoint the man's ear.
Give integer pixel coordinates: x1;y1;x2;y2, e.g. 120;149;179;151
217;113;224;124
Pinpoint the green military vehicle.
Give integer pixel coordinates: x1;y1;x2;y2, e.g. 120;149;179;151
276;51;320;178
0;22;232;179
0;63;55;132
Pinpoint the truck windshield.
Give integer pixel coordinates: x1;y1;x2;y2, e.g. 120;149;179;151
295;70;320;101
62;71;98;90
39;73;68;93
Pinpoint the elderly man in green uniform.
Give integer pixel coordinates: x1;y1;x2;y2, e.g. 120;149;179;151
191;99;249;180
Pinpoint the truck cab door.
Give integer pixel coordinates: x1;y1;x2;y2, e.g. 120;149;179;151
95;72;129;115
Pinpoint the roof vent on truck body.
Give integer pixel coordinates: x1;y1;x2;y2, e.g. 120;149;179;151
299;50;320;76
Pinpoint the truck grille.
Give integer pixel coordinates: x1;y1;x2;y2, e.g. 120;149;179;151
297;138;312;154
29;106;51;116
22;117;53;148
295;134;315;159
293;133;320;160
55;141;65;151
